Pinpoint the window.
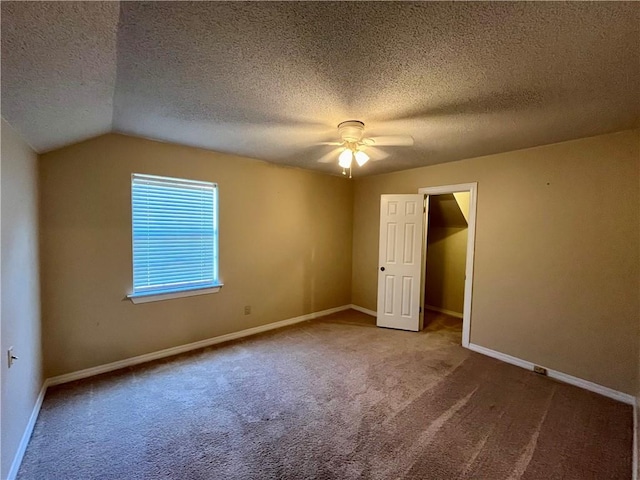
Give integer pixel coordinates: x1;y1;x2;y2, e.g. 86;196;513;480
129;173;221;303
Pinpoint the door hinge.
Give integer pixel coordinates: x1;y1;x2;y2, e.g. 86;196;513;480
419;306;422;313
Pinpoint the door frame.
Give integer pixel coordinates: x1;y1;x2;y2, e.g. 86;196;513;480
418;182;477;347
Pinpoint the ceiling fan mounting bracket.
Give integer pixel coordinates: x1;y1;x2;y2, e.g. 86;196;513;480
337;120;365;144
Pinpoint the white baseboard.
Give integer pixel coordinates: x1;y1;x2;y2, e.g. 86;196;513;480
48;304;351;387
7;382;48;480
633;399;638;480
9;305;352;478
11;308;635;479
425;305;463;319
349;304;376;317
468;343;634;405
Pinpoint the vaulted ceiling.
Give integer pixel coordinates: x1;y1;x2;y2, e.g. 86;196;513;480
2;2;639;176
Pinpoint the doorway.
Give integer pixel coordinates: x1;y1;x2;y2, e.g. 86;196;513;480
423;193;469;343
419;184;477;347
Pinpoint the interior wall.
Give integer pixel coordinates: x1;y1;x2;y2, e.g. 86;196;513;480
425;226;468;314
39;133;353;377
1;119;42;479
453;192;470;222
637;160;640;478
352;129;640;395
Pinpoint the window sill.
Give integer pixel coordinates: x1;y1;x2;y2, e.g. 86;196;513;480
128;284;223;304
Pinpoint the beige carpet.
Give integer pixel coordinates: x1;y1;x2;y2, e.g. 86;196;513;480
18;309;632;479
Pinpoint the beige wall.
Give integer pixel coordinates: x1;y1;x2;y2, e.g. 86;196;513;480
40;134;353;377
1;119;42;479
637;160;640;478
425;227;468;314
352;129;640;395
453;192;470;223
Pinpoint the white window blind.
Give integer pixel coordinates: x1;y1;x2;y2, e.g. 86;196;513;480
131;173;219;297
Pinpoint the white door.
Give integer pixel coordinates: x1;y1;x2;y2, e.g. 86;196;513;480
377;194;425;331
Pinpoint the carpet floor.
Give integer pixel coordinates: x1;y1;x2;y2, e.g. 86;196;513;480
18;309;632;479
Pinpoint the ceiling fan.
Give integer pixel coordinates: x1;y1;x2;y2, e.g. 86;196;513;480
318;120;414;177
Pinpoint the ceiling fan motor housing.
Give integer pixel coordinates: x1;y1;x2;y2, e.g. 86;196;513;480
338;120;365;144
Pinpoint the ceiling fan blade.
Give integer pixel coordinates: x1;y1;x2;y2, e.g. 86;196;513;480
363;146;389;162
316;141;343;146
317;147;343;163
367;135;414;147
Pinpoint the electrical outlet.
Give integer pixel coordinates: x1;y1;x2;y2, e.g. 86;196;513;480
7;347;17;368
533;365;547;376
244;305;251;315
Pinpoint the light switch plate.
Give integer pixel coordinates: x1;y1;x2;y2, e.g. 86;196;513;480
7;347;15;368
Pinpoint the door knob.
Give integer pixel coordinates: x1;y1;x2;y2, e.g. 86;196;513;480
380;267;385;271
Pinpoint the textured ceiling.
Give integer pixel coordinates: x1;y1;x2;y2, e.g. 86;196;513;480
2;2;639;176
1;2;119;152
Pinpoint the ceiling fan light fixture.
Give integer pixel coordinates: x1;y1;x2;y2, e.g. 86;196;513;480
338;149;353;168
355;150;369;166
325;120;413;174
